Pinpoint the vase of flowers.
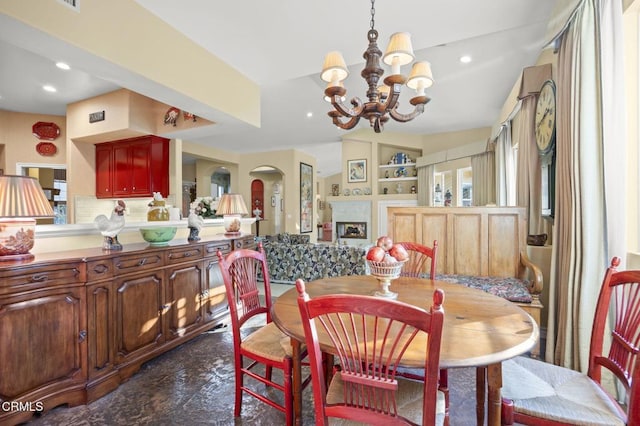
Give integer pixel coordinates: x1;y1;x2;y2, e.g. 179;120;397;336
189;196;218;219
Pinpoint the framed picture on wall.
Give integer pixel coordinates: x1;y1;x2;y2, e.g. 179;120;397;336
347;159;367;183
300;162;313;233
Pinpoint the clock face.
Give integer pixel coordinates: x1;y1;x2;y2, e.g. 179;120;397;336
534;80;556;155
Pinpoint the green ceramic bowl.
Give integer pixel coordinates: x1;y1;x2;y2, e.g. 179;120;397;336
139;226;177;245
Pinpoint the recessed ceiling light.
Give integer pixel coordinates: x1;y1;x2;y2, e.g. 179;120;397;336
306;112;313;118
459;55;472;64
43;85;57;92
56;62;71;70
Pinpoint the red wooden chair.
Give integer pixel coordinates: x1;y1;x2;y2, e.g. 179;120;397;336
398;240;438;279
501;257;640;425
217;244;309;425
295;278;446;425
396;240;449;421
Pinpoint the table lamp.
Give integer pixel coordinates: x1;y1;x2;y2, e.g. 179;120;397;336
0;175;55;261
216;193;248;236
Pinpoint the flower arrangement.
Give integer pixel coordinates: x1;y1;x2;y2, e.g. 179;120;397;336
190;196;218;218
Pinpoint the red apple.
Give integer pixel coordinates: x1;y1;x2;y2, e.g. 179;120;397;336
389;243;409;262
376;236;394;251
366;246;386;262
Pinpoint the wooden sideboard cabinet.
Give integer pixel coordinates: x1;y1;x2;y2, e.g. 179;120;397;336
202;240;233;322
0;260;87;426
0;235;253;425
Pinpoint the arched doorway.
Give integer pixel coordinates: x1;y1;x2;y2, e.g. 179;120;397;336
250;179;264;235
250;166;284;236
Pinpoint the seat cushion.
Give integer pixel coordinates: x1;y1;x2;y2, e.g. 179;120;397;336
241;322;294;361
436;274;533;303
325;372;445;425
502;356;626;425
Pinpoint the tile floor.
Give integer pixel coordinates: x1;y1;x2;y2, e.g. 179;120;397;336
25;283;487;425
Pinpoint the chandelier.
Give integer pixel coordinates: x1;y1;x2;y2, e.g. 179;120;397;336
321;0;434;133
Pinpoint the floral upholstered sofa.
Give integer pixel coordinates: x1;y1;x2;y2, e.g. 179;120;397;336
261;233;367;283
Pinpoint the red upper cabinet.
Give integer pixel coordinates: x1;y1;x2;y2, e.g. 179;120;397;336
95;144;113;198
95;136;169;199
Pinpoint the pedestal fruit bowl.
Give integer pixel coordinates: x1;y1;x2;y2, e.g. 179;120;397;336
365;235;410;299
366;258;407;299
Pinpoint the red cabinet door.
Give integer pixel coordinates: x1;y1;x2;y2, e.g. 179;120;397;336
149;136;169;197
95;144;113;198
112;143;132;197
129;140;151;196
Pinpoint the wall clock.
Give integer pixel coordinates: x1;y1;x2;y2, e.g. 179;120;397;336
534;79;556;156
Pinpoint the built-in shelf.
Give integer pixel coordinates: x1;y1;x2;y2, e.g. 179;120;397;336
378;177;418;182
378;164;417;169
378;144;422;196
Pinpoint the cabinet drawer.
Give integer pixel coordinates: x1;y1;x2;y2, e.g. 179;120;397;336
203;241;232;258
232;236;256;250
0;262;84;296
86;259;113;282
113;252;164;275
166;245;203;265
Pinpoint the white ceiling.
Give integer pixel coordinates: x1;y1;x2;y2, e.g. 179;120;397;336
0;1;556;177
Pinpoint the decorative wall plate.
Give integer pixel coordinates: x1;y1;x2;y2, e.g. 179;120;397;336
164;107;180;126
32;122;61;140
36;142;57;156
363;187;372;195
352;188;362;195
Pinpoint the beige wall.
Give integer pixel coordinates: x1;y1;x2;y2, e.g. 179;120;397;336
0;111;67;174
238;149;317;239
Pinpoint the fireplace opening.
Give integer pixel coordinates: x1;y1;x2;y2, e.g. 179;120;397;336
336;222;367;239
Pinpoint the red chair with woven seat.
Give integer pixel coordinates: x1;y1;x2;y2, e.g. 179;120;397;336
295;278;446;425
399;240;438;279
501;256;640;425
218;244;309;425
396;240;449;422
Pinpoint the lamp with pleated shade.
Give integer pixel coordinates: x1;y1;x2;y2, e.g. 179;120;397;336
0;175;55;261
216;193;248;237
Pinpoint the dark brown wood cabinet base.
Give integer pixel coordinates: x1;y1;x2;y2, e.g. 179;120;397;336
0;235;249;425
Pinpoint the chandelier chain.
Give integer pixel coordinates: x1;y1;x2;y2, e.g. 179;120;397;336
370;0;376;30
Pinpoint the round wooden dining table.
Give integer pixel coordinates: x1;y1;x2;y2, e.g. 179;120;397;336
271;275;539;426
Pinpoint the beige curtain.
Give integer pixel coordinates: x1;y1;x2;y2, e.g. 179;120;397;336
546;0;626;373
417;164;435;206
495;122;517;206
470;152;495;206
515;97;548;236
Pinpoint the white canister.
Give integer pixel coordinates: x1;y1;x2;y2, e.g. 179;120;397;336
169;207;181;221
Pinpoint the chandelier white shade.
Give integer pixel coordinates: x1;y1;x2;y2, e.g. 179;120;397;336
407;61;434;95
320;0;433;133
383;32;415;73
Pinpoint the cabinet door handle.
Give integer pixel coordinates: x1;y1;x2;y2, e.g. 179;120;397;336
159;304;170;312
138;258;147;266
31;274;48;282
78;330;87;343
